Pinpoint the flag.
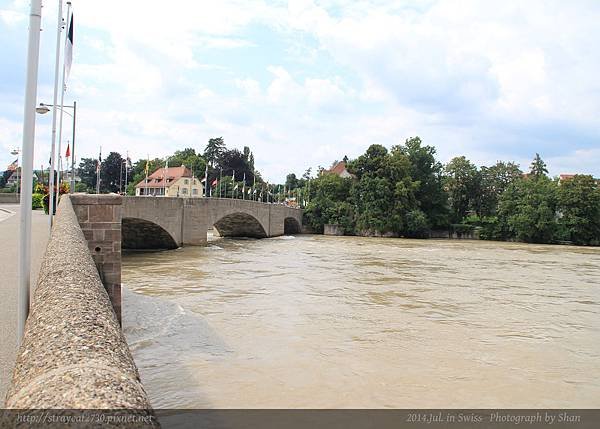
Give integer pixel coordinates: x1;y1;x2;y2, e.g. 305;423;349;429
7;159;18;171
96;160;100;173
233;184;239;191
212;178;218;187
98;147;102;163
64;13;74;82
65;144;70;158
144;160;149;176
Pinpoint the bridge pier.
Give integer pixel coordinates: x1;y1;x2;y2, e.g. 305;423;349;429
71;194;123;323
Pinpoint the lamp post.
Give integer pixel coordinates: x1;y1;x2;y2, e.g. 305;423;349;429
10;149;21;198
36;102;77;195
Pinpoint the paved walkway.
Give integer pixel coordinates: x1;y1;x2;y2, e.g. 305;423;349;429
0;205;50;404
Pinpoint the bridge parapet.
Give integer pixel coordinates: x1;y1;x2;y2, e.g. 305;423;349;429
5;196;152;411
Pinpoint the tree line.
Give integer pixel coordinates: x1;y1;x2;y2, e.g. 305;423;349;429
300;137;600;246
76;138;261;196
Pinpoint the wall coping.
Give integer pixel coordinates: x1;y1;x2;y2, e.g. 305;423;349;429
4;196;153;411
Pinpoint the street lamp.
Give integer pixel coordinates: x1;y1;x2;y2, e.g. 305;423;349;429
10;149;21;199
36;101;77;194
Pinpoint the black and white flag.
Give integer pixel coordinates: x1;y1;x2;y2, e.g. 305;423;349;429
64;13;74;82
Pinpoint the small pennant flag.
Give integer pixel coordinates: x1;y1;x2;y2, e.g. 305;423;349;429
212;178;218;187
65;144;70;158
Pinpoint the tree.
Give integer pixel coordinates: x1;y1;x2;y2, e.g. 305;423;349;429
444;156;480;223
393;137;449;228
285;173;299;190
100;152;124;193
168;148;206;176
78;158;97;191
557;175;600;245
478;161;522;216
529;153;548;178
204;137;225;167
497;176;558;243
214;148;255;187
304;173;354;233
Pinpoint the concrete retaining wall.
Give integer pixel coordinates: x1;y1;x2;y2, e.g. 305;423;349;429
4;196;153;411
324;224;344;236
0;194;19;204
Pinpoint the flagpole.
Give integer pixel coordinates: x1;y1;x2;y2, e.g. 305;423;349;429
231;170;235;199
96;146;101;194
203;162;208;197
56;1;71;206
124;150;128;195
219;169;222;198
69;100;76;193
18;0;43;344
48;0;63;227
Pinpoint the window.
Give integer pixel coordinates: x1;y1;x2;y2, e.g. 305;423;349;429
192;189;198;195
182;188;188;194
184;179;189;185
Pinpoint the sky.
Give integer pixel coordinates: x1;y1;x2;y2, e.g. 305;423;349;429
1;0;599;182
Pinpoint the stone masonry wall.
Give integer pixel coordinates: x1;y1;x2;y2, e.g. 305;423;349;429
4;196;154;412
70;194;123;323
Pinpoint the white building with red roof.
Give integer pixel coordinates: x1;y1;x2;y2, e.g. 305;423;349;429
134;165;203;197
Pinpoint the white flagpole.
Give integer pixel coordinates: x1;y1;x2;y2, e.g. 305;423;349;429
242;172;246;200
18;0;43;344
204;162;208;197
48;0;63;228
56;1;71;207
232;170;235;199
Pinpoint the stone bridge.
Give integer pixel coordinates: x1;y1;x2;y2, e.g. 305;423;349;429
121;197;303;249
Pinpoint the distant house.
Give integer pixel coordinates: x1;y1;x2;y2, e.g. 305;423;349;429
323;160;353;178
5;170;39;187
558;174;576;182
135;165;203;197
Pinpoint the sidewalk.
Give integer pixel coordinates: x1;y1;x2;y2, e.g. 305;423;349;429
0;205;50;404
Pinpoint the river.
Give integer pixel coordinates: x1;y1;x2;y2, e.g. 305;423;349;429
122;235;600;408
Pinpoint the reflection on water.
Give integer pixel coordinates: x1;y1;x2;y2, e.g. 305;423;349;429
122;236;600;408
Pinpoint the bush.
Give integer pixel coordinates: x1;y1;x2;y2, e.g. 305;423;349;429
404;209;429;238
32;193;43;209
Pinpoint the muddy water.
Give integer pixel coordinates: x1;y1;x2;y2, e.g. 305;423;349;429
122;236;600;408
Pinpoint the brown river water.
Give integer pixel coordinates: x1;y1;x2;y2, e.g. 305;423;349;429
122;235;600;408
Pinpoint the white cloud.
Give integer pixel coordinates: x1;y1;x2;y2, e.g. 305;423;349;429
1;0;599;180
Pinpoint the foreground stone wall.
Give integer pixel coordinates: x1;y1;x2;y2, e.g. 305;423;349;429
4;196;153;410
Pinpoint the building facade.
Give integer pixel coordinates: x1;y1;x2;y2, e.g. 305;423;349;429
134;165;203;197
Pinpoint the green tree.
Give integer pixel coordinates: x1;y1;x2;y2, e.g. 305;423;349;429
78;158;97;191
393;137;449;228
100;152;124;193
304;173;354;233
557;175;600;245
497;176;558;243
216;148;255;186
204;137;226;167
168;148;206;176
478;161;522;216
444;156;480;223
529;153;548;178
285;173;299;190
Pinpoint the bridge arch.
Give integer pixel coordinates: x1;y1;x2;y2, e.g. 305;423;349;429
213;212;268;238
122;217;178;250
284;217;301;234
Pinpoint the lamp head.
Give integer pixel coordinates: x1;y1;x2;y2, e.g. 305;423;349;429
35;104;50;114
